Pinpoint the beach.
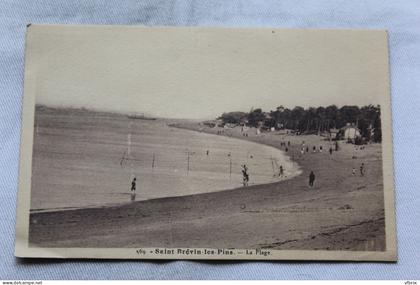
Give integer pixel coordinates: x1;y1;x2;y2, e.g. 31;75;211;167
29;109;385;250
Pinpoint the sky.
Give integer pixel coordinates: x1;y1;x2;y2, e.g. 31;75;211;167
28;25;390;119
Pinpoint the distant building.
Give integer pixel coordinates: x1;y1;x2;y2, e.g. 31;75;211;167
261;113;275;130
329;128;340;140
339;123;361;141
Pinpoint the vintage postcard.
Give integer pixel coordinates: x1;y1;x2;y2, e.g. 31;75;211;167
15;25;396;260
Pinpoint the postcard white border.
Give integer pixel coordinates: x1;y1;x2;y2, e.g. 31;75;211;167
15;25;397;261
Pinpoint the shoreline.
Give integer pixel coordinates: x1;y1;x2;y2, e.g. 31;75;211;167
30;120;302;214
29;120;386;251
169;122;303;173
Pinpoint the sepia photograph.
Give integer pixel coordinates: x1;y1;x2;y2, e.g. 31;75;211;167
15;25;396;260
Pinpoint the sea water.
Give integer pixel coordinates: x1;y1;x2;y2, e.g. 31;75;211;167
30;108;301;211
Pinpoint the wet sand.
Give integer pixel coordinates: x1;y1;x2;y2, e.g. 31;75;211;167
29;119;385;251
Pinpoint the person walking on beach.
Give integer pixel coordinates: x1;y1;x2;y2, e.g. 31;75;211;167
242;164;249;187
309;171;315;188
319;145;323;153
131;177;137;192
313;146;316;153
130;177;137;201
329;147;333;155
279;165;284;177
360;163;365;176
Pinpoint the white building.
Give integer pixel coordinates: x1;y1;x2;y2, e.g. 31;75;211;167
340;123;361;141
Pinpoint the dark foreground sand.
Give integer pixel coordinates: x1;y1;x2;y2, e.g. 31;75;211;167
29;123;385;251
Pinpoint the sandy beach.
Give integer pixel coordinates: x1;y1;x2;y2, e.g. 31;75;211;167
29;113;386;251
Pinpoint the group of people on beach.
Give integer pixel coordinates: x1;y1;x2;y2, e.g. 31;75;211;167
352;163;365;176
297;141;335;156
241;162;286;187
279;139;366;189
308;163;365;189
280;141;291;147
128;138;367;194
279;141;290;153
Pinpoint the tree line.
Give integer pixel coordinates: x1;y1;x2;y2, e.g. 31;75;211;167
218;105;382;142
